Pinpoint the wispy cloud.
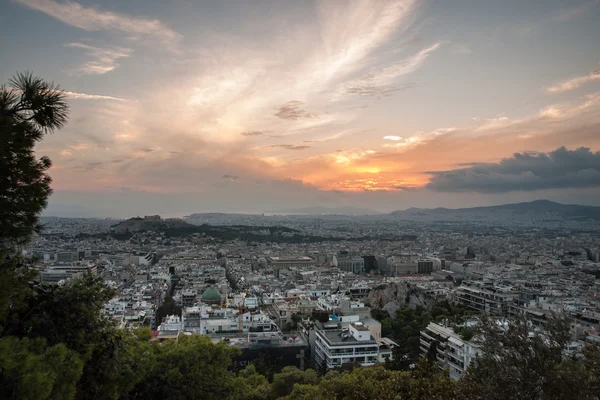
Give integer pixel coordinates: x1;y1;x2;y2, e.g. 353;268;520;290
270;144;312;150
346;84;414;97
63;91;127;101
342;42;441;96
383;127;456;149
222;174;240;182
547;69;600;93
315;0;418;81
274;101;316;120
550;2;599;22
16;0;181;43
240;131;264;136
65;42;131;75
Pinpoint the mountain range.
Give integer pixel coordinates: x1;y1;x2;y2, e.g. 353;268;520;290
388;200;600;223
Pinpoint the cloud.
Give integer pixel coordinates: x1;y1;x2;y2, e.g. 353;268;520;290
342;42;440;96
345;84;414;97
547;69;600;93
69;143;97;151
75;161;106;171
221;174;240;182
59;149;74;160
426;146;600;193
315;0;418;81
63;91;127;101
4;87;127;101
65;42;131;75
274;101;316;120
17;0;181;43
550;2;598;22
240;131;264;136
383;127;455;149
270;144;312;150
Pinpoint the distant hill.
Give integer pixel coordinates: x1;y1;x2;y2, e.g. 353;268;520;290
269;206;378;215
110;215;317;242
389;200;600;224
113;215;194;234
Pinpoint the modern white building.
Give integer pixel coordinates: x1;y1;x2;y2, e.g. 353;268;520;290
314;322;381;370
420;322;481;380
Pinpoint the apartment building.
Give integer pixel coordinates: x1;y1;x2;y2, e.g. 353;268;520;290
314;322;382;370
420;322;481;380
455;282;517;315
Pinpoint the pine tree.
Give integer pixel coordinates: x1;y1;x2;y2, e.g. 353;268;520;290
0;72;68;251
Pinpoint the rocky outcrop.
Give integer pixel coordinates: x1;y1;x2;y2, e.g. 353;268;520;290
367;282;435;317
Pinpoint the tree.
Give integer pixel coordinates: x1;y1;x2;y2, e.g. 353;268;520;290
155;296;182;324
459;315;573;400
270;366;319;399
231;365;271;400
284;364;458;400
385;306;432;370
548;343;600;400
0;337;83;400
0;72;68;250
0;73;69;334
0;274;139;400
127;334;241;400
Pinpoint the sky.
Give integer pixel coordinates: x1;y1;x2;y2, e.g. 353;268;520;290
2;0;600;217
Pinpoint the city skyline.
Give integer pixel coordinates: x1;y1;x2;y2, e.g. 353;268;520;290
3;0;600;216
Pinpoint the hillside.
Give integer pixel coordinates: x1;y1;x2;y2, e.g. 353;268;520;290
389;200;600;224
113;215;193;234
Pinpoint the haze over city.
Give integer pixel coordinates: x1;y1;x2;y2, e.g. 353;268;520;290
3;0;600;217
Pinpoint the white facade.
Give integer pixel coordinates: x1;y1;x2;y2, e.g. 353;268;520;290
182;305;277;335
420;322;481;380
314;322;380;370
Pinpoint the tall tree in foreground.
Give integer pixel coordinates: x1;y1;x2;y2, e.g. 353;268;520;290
459;315;574;400
0;73;81;399
0;71;68;251
0;72;69;329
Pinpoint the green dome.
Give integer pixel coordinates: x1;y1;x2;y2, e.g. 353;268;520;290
202;287;221;302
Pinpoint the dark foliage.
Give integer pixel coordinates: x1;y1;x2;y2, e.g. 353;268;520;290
0;72;68;250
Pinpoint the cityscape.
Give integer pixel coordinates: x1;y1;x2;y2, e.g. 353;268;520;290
30;203;600;378
2;0;600;399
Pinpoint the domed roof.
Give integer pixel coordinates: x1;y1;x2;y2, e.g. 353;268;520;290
202;287;222;301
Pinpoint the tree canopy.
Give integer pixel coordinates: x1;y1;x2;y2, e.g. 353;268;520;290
0;72;68;250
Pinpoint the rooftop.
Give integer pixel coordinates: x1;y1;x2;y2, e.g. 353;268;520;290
318;329;377;346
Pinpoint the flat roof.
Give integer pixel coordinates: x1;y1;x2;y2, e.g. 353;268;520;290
320;330;376;346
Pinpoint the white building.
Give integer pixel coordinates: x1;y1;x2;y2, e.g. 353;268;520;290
314;322;381;370
420;322;481;380
182;305;277;335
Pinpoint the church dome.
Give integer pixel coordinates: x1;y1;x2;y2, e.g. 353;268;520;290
202;287;222;303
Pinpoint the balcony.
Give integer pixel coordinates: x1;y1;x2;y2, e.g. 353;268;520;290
354;350;378;355
329;351;354;357
446;355;465;370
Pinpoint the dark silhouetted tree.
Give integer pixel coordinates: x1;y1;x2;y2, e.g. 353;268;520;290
0;72;68;250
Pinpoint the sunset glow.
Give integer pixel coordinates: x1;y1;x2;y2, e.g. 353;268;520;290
4;0;600;215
